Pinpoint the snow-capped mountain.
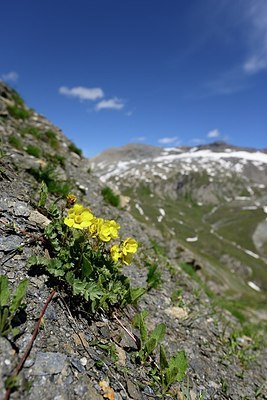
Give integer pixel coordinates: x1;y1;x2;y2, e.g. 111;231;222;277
91;142;267;203
90;142;267;306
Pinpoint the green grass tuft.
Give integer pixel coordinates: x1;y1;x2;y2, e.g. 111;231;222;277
8;135;23;150
68;143;82;156
7;105;31;120
101;186;120;207
26;145;42;158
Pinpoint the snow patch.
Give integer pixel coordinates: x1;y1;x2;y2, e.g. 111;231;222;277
135;203;144;216
247;281;261;292
186;236;198;242
244;249;259;259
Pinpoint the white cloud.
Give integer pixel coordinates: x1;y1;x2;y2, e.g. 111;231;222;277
59;86;104;101
95;97;124;111
207;129;220;138
243;0;267;74
1;71;19;83
158;136;179;145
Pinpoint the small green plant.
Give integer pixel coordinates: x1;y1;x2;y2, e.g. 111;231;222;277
159;345;188;394
133;310;166;362
45;153;66;168
101;186;120;207
146;262;162;291
20;126;41;139
28;163;72;197
150;239;165;257
133;310;188;395
28;193;143;313
171;288;185;307
68;142;82;156
44;130;59;149
0;275;28;339
26;144;42;158
8;135;23;150
7;105;31;120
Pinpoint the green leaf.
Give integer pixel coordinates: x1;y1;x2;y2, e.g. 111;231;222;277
10;279;28;315
0;306;10;334
72;279;87;296
81;255;93;278
130;287;146;303
0;275;10;306
160;345;169;370
146;263;162;290
139;312;148;348
145;337;157;355
150;323;166;344
11;327;20;338
38;181;48;207
165;366;179;387
132;310;149;328
169;350;188;382
85;283;103;302
47;258;65;277
27;255;49;267
49;203;60;218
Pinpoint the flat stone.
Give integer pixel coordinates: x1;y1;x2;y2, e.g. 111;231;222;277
28;210;51;227
127;380;141;399
164;306;188;319
0;235;22;252
31;352;67;375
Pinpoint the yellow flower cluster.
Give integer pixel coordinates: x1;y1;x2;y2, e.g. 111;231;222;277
64;204;120;240
64;204;94;229
64;202;138;265
110;238;138;265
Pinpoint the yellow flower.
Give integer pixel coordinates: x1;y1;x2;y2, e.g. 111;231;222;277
110;244;122;262
89;217;104;237
122;238;138;255
98;219;120;242
121;252;134;265
108;220;120;239
64;203;94;229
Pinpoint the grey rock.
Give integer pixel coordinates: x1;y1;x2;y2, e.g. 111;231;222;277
14;201;30;217
126;379;141;399
70;356;85;372
45;304;58;321
31;352;67;375
0;337;17;399
0;235;22;252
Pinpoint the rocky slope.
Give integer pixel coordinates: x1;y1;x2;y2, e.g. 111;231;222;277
0;81;267;399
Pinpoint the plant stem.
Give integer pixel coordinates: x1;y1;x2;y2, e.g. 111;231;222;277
4;289;57;400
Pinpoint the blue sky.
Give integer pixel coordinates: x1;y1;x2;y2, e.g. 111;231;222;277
1;0;267;156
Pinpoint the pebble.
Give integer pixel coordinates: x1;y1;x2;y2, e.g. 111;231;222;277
14;201;30;217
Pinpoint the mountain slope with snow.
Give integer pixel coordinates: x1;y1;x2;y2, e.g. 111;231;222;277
90;143;267;317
